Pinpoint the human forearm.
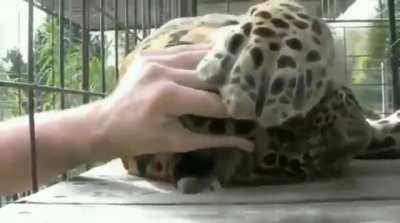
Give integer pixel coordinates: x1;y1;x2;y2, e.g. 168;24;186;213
0;102;107;195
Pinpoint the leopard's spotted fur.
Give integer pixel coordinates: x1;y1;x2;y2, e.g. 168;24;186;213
119;0;400;193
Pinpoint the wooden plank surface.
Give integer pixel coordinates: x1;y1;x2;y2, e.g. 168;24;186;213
13;159;400;205
2;201;400;223
2;159;400;222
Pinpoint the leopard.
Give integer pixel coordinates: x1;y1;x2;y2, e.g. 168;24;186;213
119;0;400;194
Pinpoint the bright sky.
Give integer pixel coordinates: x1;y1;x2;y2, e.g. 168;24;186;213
0;0;382;68
338;0;380;20
0;0;46;66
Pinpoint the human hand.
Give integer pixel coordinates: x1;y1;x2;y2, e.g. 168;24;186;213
93;45;254;157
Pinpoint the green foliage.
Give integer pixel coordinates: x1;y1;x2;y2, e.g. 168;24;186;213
349;2;398;112
1;16;118;116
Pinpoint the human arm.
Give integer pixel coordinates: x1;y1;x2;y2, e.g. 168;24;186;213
0;45;253;195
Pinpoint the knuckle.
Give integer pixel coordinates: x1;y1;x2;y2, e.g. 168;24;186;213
158;82;178;98
143;62;165;80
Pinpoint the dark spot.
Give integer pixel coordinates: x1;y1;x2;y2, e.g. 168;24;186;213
271;77;285;95
306;69;313;87
279;155;289;167
320;68;327;77
277;55;297;68
324;114;331;123
280;3;302;12
264;153;277;165
289;159;302;172
297;13;310;20
306;50;322;62
256;21;265;26
223;20;240;26
231;76;241;84
142;44;151;50
285;38;303;51
215;53;224;59
241;83;250;92
283;13;295;20
303;152;312;161
279;33;288;38
293;20;309;29
228;34;245;54
367;136;396;152
154;161;163;172
250;7;257;15
270;42;281;51
321;106;329;114
249;92;257;102
256;75;269;117
286;90;294;98
313;36;321;45
378;119;390;125
288;77;296;88
190;115;208;128
281;112;288;118
266;99;276;105
165;30;190;48
175;153;215;180
391;123;400;133
233;66;241;74
271;18;290;29
314;116;322;125
332;102;342;110
245;75;256;88
234;120;256;135
383;136;396;147
136;155;153;177
241;22;253;36
220;56;233;70
253;27;277;38
255;11;272;19
251;47;264;68
279;96;290;104
209;119;227;135
312;19;322;35
254;38;261;43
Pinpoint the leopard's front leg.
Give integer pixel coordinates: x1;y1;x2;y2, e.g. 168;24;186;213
310;87;373;176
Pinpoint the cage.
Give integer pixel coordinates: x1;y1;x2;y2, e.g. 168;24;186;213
0;0;400;211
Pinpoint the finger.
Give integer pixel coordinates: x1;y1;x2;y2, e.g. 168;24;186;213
176;129;254;153
142;44;212;56
164;84;227;118
162;66;218;91
144;50;209;70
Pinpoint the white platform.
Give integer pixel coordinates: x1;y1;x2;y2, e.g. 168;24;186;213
2;159;400;222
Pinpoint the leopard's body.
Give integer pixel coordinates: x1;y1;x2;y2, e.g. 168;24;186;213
120;0;400;193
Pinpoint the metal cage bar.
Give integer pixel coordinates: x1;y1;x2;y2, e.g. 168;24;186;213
114;0;120;81
59;0;66;109
134;0;138;45
82;0;90;103
124;0;130;55
388;0;400;110
100;0;106;94
226;0;231;13
27;0;38;193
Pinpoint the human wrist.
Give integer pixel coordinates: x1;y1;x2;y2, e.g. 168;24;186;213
82;100;118;161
